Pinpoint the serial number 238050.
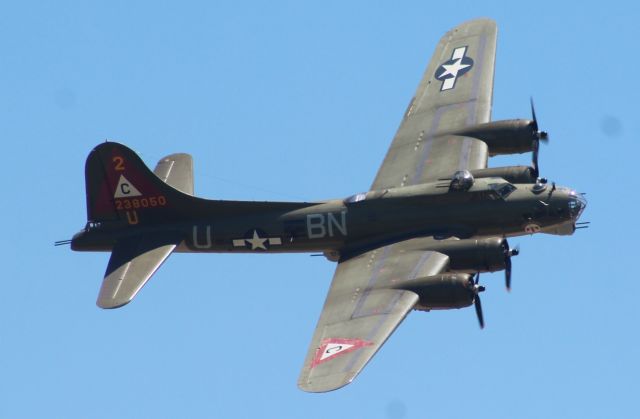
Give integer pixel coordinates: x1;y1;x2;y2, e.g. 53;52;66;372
115;195;167;210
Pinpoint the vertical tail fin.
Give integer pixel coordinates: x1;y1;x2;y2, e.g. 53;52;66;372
84;141;192;226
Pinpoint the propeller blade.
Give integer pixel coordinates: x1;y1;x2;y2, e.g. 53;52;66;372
530;98;549;141
505;256;512;292
530;98;548;178
502;240;517;292
470;274;486;329
532;139;540;178
474;295;485;329
530;97;539;132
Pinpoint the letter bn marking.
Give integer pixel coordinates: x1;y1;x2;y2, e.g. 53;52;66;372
306;211;347;239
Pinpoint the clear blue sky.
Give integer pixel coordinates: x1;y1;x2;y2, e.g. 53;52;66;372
2;1;637;418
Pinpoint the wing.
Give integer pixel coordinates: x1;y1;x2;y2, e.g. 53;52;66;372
153;153;194;196
97;233;181;309
371;19;497;190
298;241;450;392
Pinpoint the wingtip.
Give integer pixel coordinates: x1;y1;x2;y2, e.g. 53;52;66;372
449;18;497;34
297;379;352;393
96;298;131;309
462;17;497;25
297;370;356;393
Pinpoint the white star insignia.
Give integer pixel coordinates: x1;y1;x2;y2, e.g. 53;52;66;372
438;58;471;79
245;230;268;250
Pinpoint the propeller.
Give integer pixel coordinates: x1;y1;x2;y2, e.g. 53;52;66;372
530;98;549;178
502;240;519;292
470;273;486;329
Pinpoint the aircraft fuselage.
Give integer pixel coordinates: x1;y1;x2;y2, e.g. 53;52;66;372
72;177;585;258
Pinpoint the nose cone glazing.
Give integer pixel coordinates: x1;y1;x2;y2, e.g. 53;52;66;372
568;191;587;220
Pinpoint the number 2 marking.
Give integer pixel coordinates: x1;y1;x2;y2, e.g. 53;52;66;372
113;156;125;171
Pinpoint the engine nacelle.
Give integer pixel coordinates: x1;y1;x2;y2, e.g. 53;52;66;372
394;273;475;311
452;119;536;156
470;165;537;184
419;237;510;274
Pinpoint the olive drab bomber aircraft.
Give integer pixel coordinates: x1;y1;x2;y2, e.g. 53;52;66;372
62;19;587;392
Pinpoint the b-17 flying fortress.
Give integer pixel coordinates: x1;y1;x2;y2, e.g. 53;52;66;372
63;18;586;392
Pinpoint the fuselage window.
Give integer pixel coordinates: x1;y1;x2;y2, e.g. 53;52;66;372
489;183;517;199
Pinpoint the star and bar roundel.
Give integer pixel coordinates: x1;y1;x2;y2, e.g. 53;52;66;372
232;229;282;250
310;338;373;368
434;46;474;91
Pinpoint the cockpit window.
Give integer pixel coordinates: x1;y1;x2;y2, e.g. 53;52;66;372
489;183;517;199
344;193;367;204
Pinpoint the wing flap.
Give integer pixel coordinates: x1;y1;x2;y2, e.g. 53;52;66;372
97;234;180;309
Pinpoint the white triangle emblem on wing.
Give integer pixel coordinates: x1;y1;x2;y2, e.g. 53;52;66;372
114;175;142;198
311;338;373;368
320;343;354;361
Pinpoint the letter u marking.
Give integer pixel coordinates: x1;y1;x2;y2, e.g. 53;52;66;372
193;225;212;249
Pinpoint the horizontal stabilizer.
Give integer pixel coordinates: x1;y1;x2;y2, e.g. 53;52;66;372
153;153;194;196
97;234;181;309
